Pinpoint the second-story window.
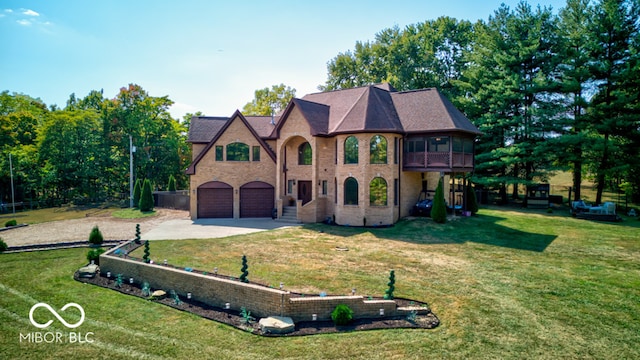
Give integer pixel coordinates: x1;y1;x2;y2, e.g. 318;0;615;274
226;142;249;161
298;142;312;165
344;136;358;164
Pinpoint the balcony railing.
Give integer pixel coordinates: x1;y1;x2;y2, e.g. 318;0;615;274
404;151;473;170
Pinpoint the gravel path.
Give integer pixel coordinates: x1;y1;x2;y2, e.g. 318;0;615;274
1;209;189;247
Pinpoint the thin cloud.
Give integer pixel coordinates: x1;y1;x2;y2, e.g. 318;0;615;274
17;19;31;26
23;9;39;16
4;9;13;13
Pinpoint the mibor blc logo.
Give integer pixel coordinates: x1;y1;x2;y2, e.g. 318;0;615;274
20;302;94;344
29;302;85;329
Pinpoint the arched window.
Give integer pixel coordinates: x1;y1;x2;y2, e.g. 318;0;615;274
226;142;249;161
344;177;358;205
344;136;358;164
370;135;387;164
370;177;387;206
298;142;312;165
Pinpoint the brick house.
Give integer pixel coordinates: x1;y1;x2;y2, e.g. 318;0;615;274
186;83;480;225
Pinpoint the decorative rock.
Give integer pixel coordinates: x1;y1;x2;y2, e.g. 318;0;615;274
259;316;295;334
78;264;99;278
151;290;166;299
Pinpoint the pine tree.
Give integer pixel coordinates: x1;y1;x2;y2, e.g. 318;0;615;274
133;179;142;208
431;178;447;224
88;225;104;245
139;179;154;212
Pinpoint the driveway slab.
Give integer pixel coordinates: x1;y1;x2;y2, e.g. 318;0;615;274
142;218;296;240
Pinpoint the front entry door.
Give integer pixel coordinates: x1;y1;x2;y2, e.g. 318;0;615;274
298;181;312;205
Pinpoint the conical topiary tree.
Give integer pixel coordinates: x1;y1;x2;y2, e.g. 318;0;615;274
139;179;154;212
133;179;142;208
431;177;447;223
88;225;104;245
466;181;479;215
168;175;176;192
239;255;249;283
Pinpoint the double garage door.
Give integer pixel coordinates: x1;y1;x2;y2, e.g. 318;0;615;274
197;181;274;218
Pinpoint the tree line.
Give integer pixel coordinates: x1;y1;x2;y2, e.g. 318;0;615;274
322;0;640;204
0;84;191;206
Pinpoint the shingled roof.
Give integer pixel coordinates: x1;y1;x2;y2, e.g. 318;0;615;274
187;84;479;146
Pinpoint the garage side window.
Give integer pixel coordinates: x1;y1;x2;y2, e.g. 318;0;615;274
226;142;249;161
344;177;358;205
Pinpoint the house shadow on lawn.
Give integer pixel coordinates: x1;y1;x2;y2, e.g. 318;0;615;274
304;213;557;252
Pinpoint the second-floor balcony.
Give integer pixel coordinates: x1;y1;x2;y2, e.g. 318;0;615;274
403;135;475;172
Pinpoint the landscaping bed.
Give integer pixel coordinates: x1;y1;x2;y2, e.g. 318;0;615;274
75;269;439;336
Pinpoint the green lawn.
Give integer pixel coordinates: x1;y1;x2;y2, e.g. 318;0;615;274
1;207;639;359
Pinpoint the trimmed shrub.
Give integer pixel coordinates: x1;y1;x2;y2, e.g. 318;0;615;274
168;175;176;192
239;255;249;283
139;179;154;212
384;269;396;300
4;219;17;227
133;179;142;208
134;224;141;244
466;182;479;215
331;304;354;326
430;177;447;224
88;225;104;245
87;248;105;264
0;237;8;252
143;240;150;263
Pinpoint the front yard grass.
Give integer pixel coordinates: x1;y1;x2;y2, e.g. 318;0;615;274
1;207;639;359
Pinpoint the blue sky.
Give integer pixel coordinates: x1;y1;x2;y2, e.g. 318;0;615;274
1;0;566;119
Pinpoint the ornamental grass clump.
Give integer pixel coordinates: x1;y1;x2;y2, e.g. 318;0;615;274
331;304;354;326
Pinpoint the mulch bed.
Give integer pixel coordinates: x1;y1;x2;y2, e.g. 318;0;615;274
75;270;440;336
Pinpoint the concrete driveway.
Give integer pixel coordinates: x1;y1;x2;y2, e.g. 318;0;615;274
141;218;297;240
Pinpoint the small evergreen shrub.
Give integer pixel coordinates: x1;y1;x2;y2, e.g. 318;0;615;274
466;182;479;214
88;225;104;245
239;255;249;283
134;224;141;244
331;304;354;326
141;282;151;297
86;248;105;264
384;269;396;300
139;179;154;212
431;178;447;223
168;175;176;192
143;240;150;263
133;179;142;208
4;219;17;227
0;237;8;252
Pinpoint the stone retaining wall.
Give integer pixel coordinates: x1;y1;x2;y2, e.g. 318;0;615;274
100;240;399;322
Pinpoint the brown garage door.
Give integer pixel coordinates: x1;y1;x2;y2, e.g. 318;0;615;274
198;181;233;218
240;181;274;218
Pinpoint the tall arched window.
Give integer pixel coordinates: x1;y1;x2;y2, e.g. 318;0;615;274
298;142;312;165
370;177;387;206
370;135;387;164
226;142;249;161
344;136;358;164
344;177;358;205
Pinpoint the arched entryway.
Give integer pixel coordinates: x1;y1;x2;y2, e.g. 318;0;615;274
197;181;233;218
240;181;274;218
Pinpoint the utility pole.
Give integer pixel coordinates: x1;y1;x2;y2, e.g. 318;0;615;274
9;153;15;214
